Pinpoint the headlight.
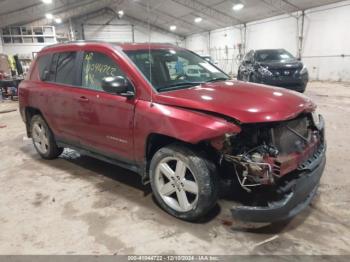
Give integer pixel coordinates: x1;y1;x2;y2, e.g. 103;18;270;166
258;66;272;76
312;111;321;127
300;65;308;74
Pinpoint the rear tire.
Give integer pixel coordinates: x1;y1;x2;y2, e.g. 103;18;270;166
149;144;218;221
30;115;63;159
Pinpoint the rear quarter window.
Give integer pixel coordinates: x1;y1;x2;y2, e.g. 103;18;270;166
37;54;52;81
29;52;78;84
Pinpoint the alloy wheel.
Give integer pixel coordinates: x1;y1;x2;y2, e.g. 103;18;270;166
32;122;49;154
155;157;199;212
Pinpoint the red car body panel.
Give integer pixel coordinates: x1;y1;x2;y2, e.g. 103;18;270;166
132;100;241;162
19;42;315;167
154;81;316;124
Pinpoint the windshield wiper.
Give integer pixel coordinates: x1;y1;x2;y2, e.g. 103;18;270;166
157;82;203;92
206;77;230;83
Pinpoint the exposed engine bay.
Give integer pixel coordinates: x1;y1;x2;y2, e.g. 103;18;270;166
215;113;324;193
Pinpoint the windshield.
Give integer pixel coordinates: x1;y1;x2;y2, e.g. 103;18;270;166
124;49;229;92
255;49;295;62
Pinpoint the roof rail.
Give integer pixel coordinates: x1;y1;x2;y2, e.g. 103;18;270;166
42;40;178;49
42;40;110;49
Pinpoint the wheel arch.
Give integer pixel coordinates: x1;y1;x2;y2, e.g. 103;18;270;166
25;107;43;137
144;133;190;175
141;131;224;184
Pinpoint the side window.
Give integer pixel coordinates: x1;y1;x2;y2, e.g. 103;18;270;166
55;52;77;85
37;54;52;81
127;53;152;80
82;52;125;91
47;53;59;82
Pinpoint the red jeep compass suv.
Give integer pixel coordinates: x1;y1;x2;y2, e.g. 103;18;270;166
19;41;326;222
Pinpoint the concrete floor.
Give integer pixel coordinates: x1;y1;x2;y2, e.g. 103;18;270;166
0;81;349;255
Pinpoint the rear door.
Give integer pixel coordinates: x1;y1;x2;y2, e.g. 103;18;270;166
75;50;136;161
42;51;82;144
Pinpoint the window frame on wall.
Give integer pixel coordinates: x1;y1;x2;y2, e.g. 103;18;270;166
1;26;56;45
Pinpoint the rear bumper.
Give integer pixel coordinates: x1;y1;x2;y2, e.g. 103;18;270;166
231;137;326;223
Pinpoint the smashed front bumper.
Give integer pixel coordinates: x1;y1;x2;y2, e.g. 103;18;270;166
232;138;326;223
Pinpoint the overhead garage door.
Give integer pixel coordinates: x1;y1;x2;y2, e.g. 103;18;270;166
83;24;133;42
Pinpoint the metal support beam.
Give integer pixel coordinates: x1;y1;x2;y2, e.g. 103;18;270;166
0;0;119;27
106;8;186;39
69;18;75;41
238;23;247;58
281;0;301;11
75;8;111;23
261;0;299;19
298;11;305;59
171;0;244;27
133;0;209;34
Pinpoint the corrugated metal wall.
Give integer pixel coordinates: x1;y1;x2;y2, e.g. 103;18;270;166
83;24;133;42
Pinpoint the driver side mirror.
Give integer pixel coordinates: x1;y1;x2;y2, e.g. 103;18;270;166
101;76;135;99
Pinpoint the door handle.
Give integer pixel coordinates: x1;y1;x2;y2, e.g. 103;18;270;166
77;96;89;102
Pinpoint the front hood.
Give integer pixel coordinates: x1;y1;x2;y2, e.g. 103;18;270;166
154;80;315;124
259;60;303;69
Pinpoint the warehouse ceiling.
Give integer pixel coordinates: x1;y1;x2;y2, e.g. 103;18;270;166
0;0;346;37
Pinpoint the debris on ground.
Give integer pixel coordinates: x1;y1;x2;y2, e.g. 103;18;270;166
0;109;17;114
220;218;233;227
251;235;279;249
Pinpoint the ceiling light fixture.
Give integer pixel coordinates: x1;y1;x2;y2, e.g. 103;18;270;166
170;25;177;31
45;13;53;20
233;2;244;11
194;17;202;23
54;17;62;24
117;10;124;18
42;0;53;4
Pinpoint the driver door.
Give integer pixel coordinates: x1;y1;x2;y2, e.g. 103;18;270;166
75;50;136;161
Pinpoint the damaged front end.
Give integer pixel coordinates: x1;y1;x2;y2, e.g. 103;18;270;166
213;112;326;222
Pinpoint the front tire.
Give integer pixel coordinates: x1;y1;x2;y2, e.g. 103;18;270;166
30;115;63;159
299;83;307;93
149;144;218;221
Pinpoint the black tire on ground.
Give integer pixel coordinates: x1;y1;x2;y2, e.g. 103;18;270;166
149;143;218;221
30;115;63;160
299;84;307;93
